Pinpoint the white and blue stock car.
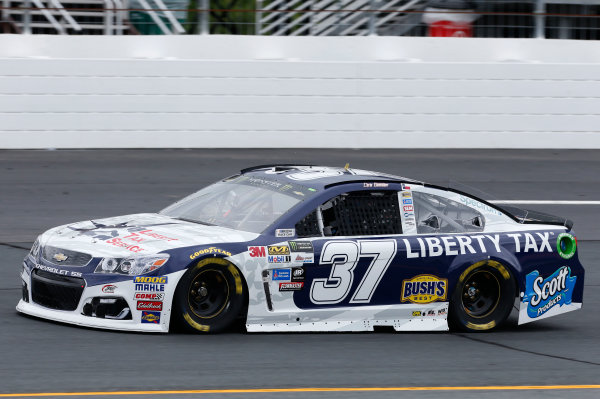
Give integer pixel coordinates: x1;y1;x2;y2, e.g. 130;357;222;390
17;165;584;333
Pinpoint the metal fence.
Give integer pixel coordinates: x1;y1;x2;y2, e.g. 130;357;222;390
1;0;599;38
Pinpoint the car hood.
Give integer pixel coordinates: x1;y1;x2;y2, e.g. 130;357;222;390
40;213;258;258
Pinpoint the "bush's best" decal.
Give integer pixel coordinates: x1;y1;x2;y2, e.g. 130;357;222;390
401;275;447;304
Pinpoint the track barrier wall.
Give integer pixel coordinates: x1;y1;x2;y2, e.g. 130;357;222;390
0;35;599;149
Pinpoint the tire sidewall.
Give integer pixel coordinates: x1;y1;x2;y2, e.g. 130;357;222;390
173;258;245;333
449;260;516;332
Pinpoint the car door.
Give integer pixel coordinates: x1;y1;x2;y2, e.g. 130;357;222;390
291;188;403;309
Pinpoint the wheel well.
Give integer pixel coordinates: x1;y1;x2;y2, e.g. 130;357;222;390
453;259;518;295
171;257;250;324
449;259;518;331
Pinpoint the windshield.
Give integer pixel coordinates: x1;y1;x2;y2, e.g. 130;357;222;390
160;176;313;233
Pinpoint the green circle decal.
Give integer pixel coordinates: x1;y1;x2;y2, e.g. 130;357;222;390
557;233;576;259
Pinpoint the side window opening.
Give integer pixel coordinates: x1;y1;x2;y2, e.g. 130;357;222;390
295;209;322;238
321;191;402;237
413;192;484;234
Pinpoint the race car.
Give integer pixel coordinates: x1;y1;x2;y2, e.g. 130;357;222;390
17;165;584;333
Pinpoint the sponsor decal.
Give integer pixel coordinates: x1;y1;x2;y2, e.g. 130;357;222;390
248;246;266;258
268;245;290;256
279;282;304;291
137;301;163;311
135;229;178;242
102;285;117;294
288;241;314;252
557;233;577;260
141;311;161;324
135;292;165;301
246;176;286;189
412;311;422;317
291;267;305;281
426;310;436;317
401;184;411;190
522;266;576;318
275;229;295;238
271;269;291;281
134;276;167;292
293;191;305;196
134;276;167;284
35;264;82;278
190;247;232;260
401;275;448;304
507;232;553;253
294;253;314;263
437;308;448;316
459;195;503;216
52;253;68;262
105;237;144;253
268;255;291;264
402;232;553;258
399;190;417;234
363;182;389;188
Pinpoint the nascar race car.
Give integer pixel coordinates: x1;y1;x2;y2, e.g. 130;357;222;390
17;165;584;333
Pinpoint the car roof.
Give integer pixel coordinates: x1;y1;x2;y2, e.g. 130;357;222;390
239;165;423;189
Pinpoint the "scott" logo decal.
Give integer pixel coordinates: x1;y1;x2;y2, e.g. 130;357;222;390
523;266;577;318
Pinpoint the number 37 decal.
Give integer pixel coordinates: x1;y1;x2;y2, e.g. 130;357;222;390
310;240;397;304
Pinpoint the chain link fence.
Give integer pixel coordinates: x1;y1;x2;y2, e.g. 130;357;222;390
1;0;599;38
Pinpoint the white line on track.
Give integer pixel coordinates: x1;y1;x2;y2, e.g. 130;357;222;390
489;200;600;205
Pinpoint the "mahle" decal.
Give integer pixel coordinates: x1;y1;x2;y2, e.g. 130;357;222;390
522;266;577;318
401;275;447;304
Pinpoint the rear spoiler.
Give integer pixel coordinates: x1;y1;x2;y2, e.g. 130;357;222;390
498;206;573;230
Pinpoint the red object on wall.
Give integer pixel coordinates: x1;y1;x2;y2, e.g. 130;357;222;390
428;20;473;37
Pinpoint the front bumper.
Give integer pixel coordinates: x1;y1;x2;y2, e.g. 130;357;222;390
17;265;185;333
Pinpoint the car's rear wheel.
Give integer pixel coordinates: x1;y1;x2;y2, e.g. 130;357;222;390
449;260;516;332
172;258;246;333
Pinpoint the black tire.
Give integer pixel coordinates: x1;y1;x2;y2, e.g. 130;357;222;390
172;258;246;333
449;260;516;332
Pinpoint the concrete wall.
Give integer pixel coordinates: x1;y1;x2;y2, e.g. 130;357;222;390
1;35;599;149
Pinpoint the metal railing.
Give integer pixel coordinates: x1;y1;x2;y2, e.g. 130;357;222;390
1;0;599;38
1;0;184;34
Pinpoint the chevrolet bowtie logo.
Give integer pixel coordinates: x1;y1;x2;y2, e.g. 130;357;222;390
53;253;68;262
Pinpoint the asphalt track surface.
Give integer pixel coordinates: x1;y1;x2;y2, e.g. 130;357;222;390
1;149;599;399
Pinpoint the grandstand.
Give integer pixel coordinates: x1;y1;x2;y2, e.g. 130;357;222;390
1;0;599;38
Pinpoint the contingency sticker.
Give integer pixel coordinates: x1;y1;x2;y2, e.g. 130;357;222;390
398;191;417;235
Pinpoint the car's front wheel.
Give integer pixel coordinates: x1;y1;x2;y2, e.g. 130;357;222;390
449;260;516;332
172;258;246;333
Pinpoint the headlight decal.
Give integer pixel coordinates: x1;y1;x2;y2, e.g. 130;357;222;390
29;237;41;261
94;254;170;276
